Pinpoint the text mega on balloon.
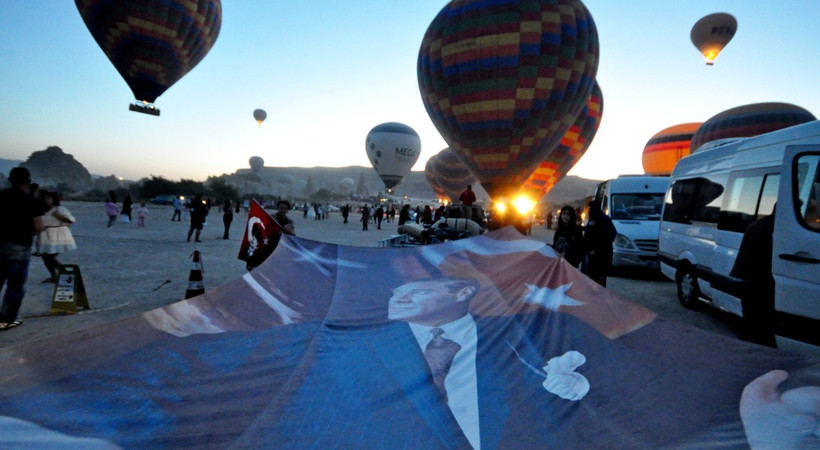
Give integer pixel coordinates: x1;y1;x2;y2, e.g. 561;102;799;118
418;0;599;199
690;102;816;152
365;123;422;191
690;13;737;65
642;122;702;176
522;81;603;199
75;0;221;110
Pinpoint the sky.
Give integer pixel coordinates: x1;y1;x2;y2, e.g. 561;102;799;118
2;1;819;183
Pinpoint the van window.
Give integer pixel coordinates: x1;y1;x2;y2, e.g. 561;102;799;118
611;193;664;220
662;174;727;224
795;153;820;231
718;172;779;233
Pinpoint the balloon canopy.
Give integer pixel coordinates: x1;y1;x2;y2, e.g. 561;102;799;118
253;109;267;126
418;0;599;198
278;173;295;185
522;81;604;199
691;103;816;152
690;13;737;65
249;156;264;172
75;0;222;107
433;148;478;203
642;123;702;176
424;157;447;201
365;122;422;191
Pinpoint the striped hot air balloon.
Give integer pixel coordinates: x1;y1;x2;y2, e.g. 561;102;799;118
424;156;447;201
522;81;604;199
642;122;702;176
691;102;816;152
75;0;222;113
418;0;599;199
434;147;478;202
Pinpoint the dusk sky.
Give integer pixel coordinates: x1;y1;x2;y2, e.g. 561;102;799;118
2;1;819;182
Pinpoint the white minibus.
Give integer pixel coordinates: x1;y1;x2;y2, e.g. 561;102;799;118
659;121;820;355
593;175;669;269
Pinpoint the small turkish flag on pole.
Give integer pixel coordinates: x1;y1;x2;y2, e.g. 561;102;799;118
237;200;283;270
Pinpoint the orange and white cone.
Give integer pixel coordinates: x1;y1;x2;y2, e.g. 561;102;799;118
184;250;205;299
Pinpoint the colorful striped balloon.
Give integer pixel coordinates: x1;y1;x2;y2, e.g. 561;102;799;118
642;122;702;176
433;147;477;202
418;0;599;199
522;81;603;199
424;157;447;200
690;102;816;152
75;0;222;104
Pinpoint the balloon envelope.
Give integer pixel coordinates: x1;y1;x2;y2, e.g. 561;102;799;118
424;156;447;201
249;156;264;172
365;122;421;191
642;123;702;176
523;81;604;199
691;103;816;152
253;109;267;126
690;13;737;65
418;0;599;198
434;148;477;202
75;0;222;104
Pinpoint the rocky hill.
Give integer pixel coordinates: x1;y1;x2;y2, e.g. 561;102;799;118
3;147;600;205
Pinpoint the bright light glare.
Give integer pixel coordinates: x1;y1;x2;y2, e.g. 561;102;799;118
511;196;536;215
495;202;507;214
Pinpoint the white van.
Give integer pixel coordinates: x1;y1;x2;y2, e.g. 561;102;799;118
659;120;820;355
593;175;669;269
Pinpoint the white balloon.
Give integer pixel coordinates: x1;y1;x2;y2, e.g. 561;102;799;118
364;122;421;191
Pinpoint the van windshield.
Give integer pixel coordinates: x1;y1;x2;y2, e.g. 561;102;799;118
611;193;665;220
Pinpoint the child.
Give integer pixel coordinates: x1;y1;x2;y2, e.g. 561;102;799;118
138;202;148;227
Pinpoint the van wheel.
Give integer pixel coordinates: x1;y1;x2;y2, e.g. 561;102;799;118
676;268;702;310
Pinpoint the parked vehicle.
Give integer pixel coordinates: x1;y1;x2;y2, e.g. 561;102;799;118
658;120;820;355
592;175;669;269
150;194;177;205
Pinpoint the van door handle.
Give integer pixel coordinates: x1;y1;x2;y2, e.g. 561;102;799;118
779;252;820;264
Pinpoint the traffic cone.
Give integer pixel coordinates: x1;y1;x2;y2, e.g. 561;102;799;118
184;250;205;299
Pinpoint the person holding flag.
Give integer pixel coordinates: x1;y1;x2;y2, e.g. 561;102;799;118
238;200;294;270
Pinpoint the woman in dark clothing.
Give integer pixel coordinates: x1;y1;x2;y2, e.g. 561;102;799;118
583;201;617;286
398;205;412;226
222;199;233;240
552;206;584;267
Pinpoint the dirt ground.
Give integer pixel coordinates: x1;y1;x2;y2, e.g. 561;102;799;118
0;201;736;348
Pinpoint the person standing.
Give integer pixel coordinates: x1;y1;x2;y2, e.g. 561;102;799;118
341;205;350;224
375;205;384;230
583;201;617;286
171;196;183;221
730;208;777;347
37;191;77;283
0;168;44;330
361;204;370;231
187;194;208;242
552;206;584;268
121;194;133;223
105;196;118;227
274;200;295;236
222;199;234;240
137;202;148;227
459;184;477;220
398;204;411;226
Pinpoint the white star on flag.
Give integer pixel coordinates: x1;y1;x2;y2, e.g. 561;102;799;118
521;283;584;310
283;240;365;276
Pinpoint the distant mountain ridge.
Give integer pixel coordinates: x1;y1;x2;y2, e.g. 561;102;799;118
2;147;601;205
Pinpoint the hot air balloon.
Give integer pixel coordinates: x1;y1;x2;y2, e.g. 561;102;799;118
424;156;447;201
522;81;604;199
690;13;737;65
365;122;422;192
691;102;816;152
75;0;222;116
642;123;702;176
434;148;478;202
249;156;264;173
418;0;599;198
253;109;267;126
